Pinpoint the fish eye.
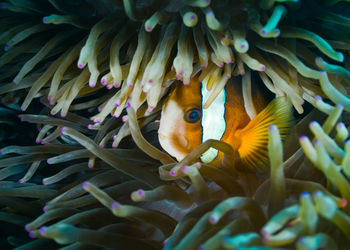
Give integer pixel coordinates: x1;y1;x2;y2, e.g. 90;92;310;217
184;108;202;123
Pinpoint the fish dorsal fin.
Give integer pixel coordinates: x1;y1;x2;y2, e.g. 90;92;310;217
235;97;293;168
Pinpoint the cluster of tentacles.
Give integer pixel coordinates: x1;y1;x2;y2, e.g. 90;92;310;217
0;0;349;249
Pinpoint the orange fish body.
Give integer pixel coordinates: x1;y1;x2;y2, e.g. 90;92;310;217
158;77;293;168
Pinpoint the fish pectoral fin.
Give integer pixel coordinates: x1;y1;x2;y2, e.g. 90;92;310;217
236;97;294;169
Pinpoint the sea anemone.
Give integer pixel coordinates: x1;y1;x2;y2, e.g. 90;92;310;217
0;0;349;249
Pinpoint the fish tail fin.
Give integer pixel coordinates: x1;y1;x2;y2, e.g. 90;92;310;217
236;97;294;169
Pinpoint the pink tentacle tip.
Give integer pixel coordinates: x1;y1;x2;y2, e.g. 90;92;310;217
106;85;112;90
18;179;23;184
181;165;188;172
101;78;106;85
88;164;94;169
145;26;152;32
42;206;48;212
184;82;189;85
89;82;96;88
219;63;224;68
148;79;153;84
46;159;51;165
261;229;268;242
112;144;117;149
169;170;176;177
178;71;184;76
82;181;90;190
340;199;347;207
60;127;66;133
209;215;218;224
60;113;66;118
163;240;167;247
260;65;266;71
111;202;120;210
115;102;120;107
39;226;48;236
122;116;127;122
77;63;84;69
99;144;104;148
127;101;131;108
25;225;31;232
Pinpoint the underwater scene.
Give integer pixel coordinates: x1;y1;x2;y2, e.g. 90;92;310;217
0;0;349;249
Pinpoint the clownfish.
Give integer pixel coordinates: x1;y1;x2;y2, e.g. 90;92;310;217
158;77;293;168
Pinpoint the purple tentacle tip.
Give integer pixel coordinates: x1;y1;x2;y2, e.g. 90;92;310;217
169;170;176;176
88;164;94;169
25;225;31;232
181;165;188;172
28;231;35;238
99;144;104;148
300;136;307;141
60;127;66;133
301;192;310;198
112;202;120;210
268;124;277;130
39;226;48;236
137;189;145;196
82;181;90;190
313;190;322;196
78;63;84;69
209;215;217;224
18;179;23;184
43;206;48;212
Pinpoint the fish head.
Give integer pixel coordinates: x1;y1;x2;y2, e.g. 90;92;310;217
158;79;203;161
